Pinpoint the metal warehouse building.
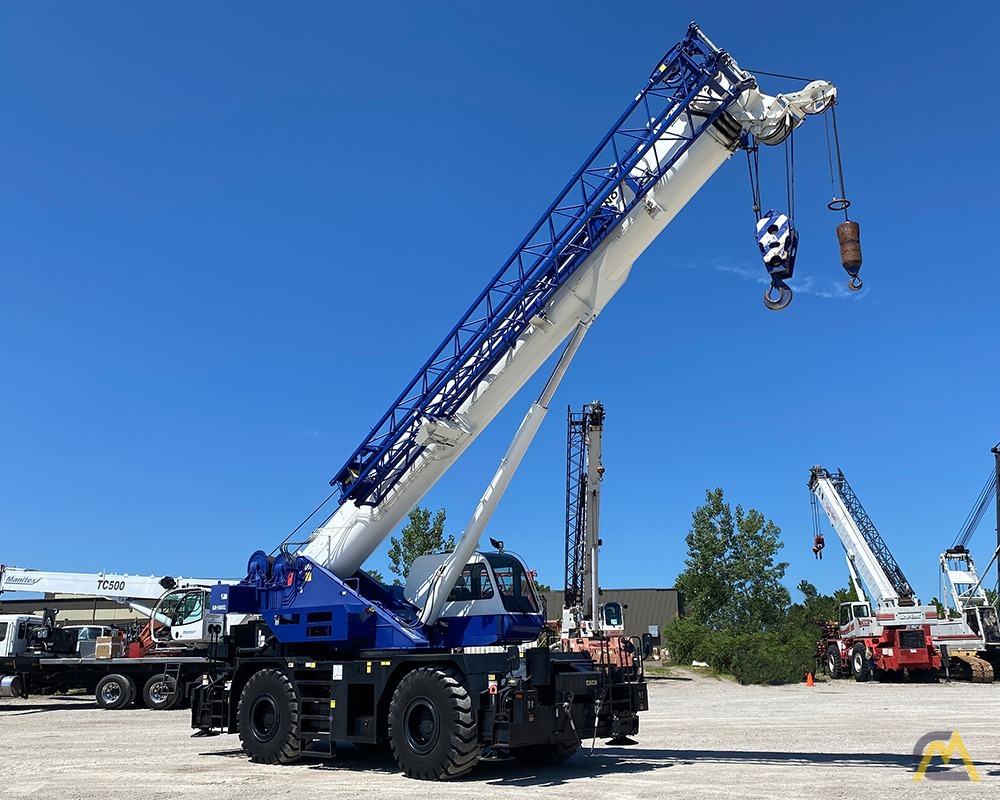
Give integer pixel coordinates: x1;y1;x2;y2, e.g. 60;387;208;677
539;588;682;640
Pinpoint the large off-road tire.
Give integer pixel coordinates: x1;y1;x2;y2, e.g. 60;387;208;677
142;674;183;710
237;669;301;764
388;666;481;780
851;643;872;683
825;644;842;678
95;673;136;710
908;667;940;684
510;740;580;765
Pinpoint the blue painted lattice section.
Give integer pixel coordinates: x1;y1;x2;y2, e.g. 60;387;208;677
332;24;752;508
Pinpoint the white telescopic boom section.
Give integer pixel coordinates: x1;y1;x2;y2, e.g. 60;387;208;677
419;323;589;626
0;565;223;601
810;476;901;607
300;52;834;580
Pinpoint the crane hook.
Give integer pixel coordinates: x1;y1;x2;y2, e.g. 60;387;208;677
756;210;798;311
763;279;793;311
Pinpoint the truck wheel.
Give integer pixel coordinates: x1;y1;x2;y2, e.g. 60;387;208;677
142;674;183;710
510;740;579;765
95;674;136;710
850;644;872;683
825;644;842;678
389;666;481;780
237;669;301;764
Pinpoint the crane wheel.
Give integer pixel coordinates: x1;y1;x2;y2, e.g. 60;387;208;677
237;669;302;764
908;668;940;684
95;673;136;710
850;644;872;683
824;645;842;678
510;740;580;765
389;665;481;780
142;674;183;710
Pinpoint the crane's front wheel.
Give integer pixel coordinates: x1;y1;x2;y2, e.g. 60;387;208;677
237;669;301;764
389;666;480;780
825;644;842;678
850;644;872;682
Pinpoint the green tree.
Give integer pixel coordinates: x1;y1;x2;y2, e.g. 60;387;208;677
388;507;455;582
364;568;386;584
786;579;855;628
674;488;790;632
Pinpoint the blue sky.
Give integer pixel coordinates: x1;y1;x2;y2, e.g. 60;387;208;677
2;3;998;607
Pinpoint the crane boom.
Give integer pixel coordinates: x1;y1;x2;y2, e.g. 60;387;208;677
0;564;222;601
564;401;606;630
808;467;915;607
299;25;836;579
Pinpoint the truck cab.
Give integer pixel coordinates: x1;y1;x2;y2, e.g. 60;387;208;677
837;601;875;637
0;614;43;658
1;614;44;697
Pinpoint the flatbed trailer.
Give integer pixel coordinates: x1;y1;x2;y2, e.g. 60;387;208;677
3;652;210;710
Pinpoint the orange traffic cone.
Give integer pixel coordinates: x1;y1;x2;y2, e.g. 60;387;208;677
806;672;815;687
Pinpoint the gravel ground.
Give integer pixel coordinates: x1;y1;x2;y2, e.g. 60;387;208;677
1;671;998;799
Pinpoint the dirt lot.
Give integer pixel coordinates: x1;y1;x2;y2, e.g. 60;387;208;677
1;671;998;799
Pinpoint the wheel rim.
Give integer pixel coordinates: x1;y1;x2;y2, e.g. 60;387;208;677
828;653;837;674
249;694;279;743
101;682;122;704
149;680;171;704
403;696;439;755
853;653;863;673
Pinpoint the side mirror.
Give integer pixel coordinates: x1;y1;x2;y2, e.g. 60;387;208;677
506;644;520;673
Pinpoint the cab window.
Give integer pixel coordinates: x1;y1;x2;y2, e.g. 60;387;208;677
0;622;7;642
447;563;495;602
853;603;870;620
839;604;852;626
175;593;204;625
485;554;539;614
603;602;623;628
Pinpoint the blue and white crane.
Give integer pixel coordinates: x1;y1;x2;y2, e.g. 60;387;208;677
196;24;852;779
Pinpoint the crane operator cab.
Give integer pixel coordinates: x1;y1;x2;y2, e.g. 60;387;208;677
838;601;874;635
406;551;544;648
151;588;224;643
966;605;1000;646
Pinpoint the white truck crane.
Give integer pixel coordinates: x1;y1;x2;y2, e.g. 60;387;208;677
809;467;941;681
0;564;232;708
931;444;1000;681
936;546;1000;681
186;25;853;779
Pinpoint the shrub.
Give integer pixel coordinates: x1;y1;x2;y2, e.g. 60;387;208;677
661;617;709;665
